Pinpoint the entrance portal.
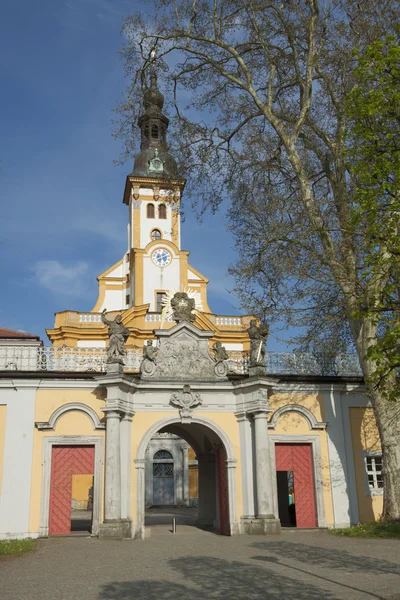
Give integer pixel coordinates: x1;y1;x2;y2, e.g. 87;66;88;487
137;417;236;538
275;443;317;528
49;445;94;535
152;450;175;505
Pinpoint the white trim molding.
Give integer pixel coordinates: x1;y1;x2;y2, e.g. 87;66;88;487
39;436;104;537
269;434;327;528
268;404;327;430
35;403;105;431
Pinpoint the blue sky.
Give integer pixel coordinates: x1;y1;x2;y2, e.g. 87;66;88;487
0;0;288;350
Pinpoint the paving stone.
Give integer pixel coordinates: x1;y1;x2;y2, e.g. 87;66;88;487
0;529;399;600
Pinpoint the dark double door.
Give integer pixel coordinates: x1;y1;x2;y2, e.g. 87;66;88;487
153;461;174;505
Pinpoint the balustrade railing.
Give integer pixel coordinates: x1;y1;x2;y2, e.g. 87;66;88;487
0;345;362;377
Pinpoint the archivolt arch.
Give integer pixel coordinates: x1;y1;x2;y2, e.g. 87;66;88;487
136;415;236;462
268;404;327;431
35;402;105;431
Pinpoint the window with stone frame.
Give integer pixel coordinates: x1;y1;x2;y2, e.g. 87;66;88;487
159;203;167;219
147;203;155;218
365;454;383;491
151;228;162;241
156;292;167;313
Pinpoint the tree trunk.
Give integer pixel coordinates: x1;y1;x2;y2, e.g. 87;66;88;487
370;390;400;521
356;323;400;521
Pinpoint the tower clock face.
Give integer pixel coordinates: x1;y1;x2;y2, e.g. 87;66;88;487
151;248;172;267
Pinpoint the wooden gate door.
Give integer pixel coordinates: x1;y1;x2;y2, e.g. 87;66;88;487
275;443;317;528
216;446;230;535
49;445;95;535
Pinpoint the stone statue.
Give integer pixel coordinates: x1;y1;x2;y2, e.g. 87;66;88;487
143;340;158;362
212;341;229;363
171;292;196;323
101;309;130;362
248;319;269;367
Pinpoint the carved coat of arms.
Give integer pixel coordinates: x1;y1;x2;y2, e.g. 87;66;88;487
170;384;202;422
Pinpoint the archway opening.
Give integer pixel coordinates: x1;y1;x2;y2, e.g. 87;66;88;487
141;421;231;536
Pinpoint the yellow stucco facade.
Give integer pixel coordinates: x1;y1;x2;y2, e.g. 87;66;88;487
350;407;383;522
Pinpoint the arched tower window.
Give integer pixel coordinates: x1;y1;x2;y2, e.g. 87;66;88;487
158;204;167;219
144;125;149;138
151;124;159;139
147;203;155;218
151;229;161;241
153;449;173;460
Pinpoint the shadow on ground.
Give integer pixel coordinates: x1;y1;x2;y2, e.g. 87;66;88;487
250;541;400;576
99;556;341;600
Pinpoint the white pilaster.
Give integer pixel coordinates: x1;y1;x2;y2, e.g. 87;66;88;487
253;411;276;518
0;382;37;538
120;413;133;520
236;413;255;518
103;409;122;521
323;388;352;527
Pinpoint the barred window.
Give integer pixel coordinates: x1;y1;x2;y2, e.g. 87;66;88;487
365;454;383;490
153;463;174;477
154;450;173;460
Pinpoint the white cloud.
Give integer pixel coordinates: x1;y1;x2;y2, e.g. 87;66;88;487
33;260;90;296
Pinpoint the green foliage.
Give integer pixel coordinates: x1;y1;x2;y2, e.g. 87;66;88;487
0;538;36;556
330;520;400;538
347;35;400;399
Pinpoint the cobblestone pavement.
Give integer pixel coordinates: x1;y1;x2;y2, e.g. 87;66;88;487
1;527;400;600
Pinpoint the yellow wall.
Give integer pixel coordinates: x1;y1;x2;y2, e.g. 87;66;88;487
72;474;93;509
0;405;6;496
29;389;105;534
189;466;199;498
350;407;383;522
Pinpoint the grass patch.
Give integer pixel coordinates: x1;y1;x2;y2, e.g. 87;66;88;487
330;521;400;538
0;538;37;556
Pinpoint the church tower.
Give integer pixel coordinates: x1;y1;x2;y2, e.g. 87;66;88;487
123;64;188;311
47;65;251;353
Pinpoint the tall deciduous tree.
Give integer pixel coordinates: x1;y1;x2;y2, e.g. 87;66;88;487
347;36;400;401
115;1;400;520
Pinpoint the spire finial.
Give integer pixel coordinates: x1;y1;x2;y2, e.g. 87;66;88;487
150;48;157;89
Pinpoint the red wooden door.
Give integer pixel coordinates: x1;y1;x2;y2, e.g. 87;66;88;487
49;446;95;535
275;443;317;528
216;446;230;535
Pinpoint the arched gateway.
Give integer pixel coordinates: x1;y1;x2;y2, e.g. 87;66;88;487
96;307;281;540
135;415;237;538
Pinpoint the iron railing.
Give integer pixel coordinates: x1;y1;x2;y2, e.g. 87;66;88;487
0;344;362;376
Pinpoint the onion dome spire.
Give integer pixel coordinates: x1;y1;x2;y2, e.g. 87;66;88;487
132;56;178;178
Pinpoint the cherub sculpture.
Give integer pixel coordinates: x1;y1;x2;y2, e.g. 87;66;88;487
212;341;229;363
143;340;158;362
